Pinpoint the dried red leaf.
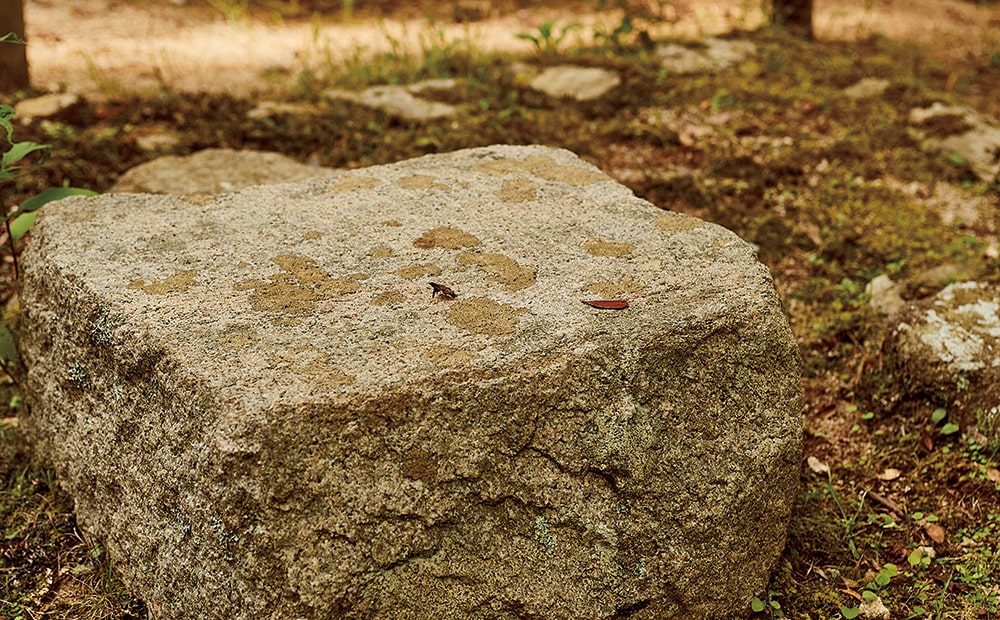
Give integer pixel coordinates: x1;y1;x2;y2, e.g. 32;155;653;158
582;300;629;310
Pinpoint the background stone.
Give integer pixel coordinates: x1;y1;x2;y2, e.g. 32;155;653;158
109;148;335;194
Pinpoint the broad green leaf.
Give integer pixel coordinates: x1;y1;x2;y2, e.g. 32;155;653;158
941;423;960;435
931;408;947;424
2;140;51;169
841;606;860;619
907;548;923;566
7;187;96;239
0;323;17;365
750;597;765;613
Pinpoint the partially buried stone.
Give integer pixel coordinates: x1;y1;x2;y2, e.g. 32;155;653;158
18;144;802;619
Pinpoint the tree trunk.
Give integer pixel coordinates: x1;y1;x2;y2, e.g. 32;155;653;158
0;0;30;92
771;0;814;39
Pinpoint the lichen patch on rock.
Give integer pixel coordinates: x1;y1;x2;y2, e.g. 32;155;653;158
326;175;379;192
128;269;198;295
446;297;528;335
475;155;609;185
582;238;635;257
582;275;645;298
457;251;536;291
421;344;476;367
412;226;482;250
395;263;441;280
398;174;448;191
234;253;359;313
497;178;540;203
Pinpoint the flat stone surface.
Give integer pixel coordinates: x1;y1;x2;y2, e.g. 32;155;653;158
655;38;756;74
109;148;335;194
529;65;621;101
324;79;459;120
19;145;802;619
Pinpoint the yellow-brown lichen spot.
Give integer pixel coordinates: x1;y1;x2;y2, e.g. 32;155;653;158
371;290;407;306
216;327;255;349
413;226;481;250
582;238;635;257
274;347;355;388
327;176;379;192
369;245;393;258
582;275;645;298
383;220;402;227
474;156;608;186
422;345;475;367
128;270;198;295
497;178;539;203
396;263;441;280
398;175;448;191
303;231;323;241
447;298;527;336
457;252;536;291
181;194;216;207
655;213;703;232
234;254;359;314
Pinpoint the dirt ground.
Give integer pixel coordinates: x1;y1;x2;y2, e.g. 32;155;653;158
23;0;1000;98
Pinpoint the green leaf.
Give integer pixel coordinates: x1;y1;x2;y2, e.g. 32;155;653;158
931;408;947;424
881;563;898;578
841;605;860;619
751;597;766;613
8;187;96;239
908;548;924;566
0;104;14;138
941;423;960;435
862;589;877;601
0;32;26;45
2;140;51;170
0;323;17;365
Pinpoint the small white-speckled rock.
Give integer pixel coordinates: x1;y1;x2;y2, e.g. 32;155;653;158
19;145;801;620
885;281;1000;444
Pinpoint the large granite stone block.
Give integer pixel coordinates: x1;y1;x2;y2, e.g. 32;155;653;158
18;145;801;619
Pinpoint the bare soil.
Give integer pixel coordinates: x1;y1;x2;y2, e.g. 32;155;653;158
24;0;1000;97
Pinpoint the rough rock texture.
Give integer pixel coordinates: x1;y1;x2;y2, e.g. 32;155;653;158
109;148;335;194
884;282;1000;445
19;145;802;619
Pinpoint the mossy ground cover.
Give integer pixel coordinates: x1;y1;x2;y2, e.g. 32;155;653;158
2;7;999;618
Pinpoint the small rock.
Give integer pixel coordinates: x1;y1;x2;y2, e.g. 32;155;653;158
15;93;82;124
529;66;621;101
655;38;756;74
134;130;181;152
842;78;890;99
110;148;335;194
908;103;1000;182
860;596;891;620
324;79;459;121
867;274;905;315
247;101;321;120
884;281;1000;445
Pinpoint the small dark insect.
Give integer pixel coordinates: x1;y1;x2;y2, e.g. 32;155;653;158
582;299;629;310
430;282;457;301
